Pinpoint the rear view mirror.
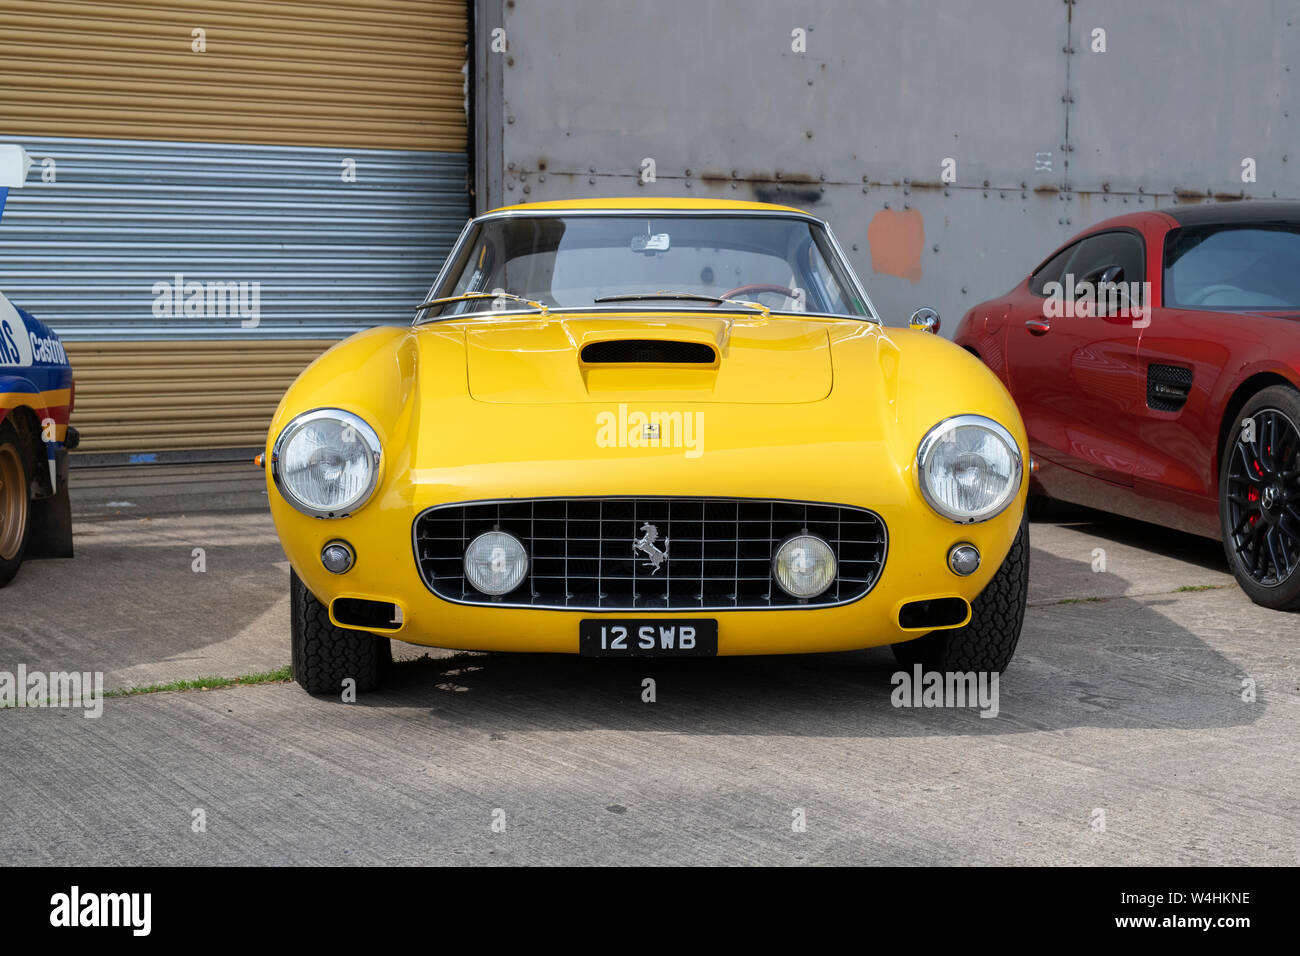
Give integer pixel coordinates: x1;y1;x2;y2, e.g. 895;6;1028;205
631;232;670;253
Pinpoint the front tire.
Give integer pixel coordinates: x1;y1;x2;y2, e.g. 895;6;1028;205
290;570;392;695
891;516;1029;673
0;419;32;588
1219;385;1300;610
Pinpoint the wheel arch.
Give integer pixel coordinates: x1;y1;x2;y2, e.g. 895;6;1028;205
1216;372;1300;473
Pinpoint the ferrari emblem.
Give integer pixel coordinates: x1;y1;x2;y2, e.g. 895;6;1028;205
633;522;669;574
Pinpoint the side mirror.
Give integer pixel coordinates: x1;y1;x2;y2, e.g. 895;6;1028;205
909;307;941;334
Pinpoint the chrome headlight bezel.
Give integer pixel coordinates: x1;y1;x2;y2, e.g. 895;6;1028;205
271;408;383;518
916;414;1024;524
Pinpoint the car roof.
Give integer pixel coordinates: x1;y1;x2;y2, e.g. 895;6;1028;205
1162;199;1300;226
485;196;811;215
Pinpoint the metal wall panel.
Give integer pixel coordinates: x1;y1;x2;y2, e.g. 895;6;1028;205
0;0;469;151
0;135;467;339
482;0;1300;332
1068;0;1300;197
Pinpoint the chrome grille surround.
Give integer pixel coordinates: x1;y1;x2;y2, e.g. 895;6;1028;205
412;496;888;611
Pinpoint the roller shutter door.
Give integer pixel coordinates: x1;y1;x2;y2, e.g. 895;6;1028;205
0;0;469;454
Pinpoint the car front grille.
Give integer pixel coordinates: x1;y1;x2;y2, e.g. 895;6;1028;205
413;496;887;610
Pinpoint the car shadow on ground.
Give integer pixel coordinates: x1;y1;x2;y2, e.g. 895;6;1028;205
348;540;1258;739
1033;498;1229;576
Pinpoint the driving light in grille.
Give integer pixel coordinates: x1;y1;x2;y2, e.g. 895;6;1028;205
464;531;529;596
917;415;1023;523
772;534;836;599
272;409;381;518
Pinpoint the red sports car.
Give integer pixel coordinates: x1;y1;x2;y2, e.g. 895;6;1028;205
955;201;1300;609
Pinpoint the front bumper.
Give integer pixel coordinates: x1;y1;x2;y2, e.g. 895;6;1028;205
268;465;1026;655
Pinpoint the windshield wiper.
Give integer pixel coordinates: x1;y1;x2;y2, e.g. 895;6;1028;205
594;291;770;315
413;291;550;324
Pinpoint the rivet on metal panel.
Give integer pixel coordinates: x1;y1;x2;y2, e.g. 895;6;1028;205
932;244;939;253
904;203;910;209
776;171;783;179
522;184;530;194
903;187;910;195
589;177;595;184
685;168;692;176
805;131;813;139
862;175;869;183
883;202;890;209
862;186;869;193
507;116;515;124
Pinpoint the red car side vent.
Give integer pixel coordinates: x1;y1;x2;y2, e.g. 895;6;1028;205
1147;363;1193;412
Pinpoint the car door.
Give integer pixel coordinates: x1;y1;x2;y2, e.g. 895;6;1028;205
1131;221;1300;522
1001;229;1148;485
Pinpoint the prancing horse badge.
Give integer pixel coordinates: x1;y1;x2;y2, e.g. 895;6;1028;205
633;522;669;574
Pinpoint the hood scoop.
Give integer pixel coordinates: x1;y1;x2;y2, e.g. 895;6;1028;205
580;339;718;365
465;315;833;404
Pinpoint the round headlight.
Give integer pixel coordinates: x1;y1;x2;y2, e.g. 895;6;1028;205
772;534;837;599
272;409;381;518
464;531;528;596
917;415;1023;523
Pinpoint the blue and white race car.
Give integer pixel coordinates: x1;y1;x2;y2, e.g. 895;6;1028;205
0;145;78;586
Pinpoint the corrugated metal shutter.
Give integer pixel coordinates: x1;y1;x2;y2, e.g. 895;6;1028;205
0;1;470;454
0;136;466;339
66;339;335;452
0;0;468;151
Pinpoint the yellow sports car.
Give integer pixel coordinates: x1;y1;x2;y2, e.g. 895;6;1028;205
264;198;1030;694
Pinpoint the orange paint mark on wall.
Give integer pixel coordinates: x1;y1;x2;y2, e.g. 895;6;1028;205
866;208;925;283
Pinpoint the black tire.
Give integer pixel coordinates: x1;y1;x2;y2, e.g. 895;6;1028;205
0;419;32;588
290;569;392;695
891;517;1029;673
1218;385;1300;610
1026;492;1053;521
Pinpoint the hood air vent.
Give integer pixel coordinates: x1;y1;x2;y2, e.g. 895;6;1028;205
580;339;717;365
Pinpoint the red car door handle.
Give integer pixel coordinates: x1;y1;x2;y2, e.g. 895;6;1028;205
1025;318;1051;335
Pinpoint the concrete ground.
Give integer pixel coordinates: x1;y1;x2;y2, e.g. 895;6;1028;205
1;464;1296;865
